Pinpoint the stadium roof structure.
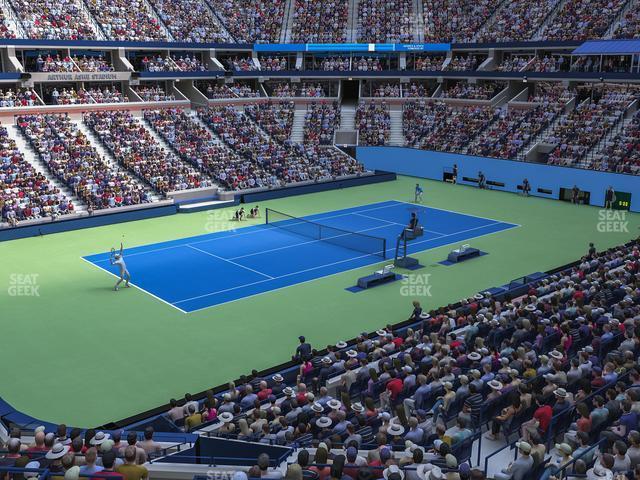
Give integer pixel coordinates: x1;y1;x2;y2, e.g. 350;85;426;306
573;39;640;55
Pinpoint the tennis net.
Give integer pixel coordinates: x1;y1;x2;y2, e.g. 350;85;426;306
265;208;387;259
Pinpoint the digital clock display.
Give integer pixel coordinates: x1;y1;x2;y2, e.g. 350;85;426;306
614;192;632;211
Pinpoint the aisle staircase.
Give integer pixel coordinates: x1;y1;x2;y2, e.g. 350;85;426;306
8;125;86;214
290;107;307;143
388;109;405;146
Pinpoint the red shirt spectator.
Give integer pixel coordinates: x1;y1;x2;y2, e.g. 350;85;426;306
386;377;403;400
534;403;553;432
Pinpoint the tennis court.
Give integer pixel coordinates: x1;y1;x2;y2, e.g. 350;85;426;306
83;200;518;313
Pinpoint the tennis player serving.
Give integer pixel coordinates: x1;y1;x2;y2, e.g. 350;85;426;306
110;241;130;291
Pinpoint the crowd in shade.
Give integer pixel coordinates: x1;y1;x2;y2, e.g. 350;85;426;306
538;0;628;41
423;0;502;42
260;56;290;71
171;55;206;72
357;0;414;43
201;82;260;99
228;83;261;98
365;82;401;98
244;101;295;145
291;0;348;43
587;110;640;175
84;110;212;192
140;54;206;72
148;0;231;43
74;55;113;72
202;84;236;99
444;56;481;72
403;101;497;152
34;54;77;72
403;83;433;98
528;82;576;106
46;86;126;104
351;56;385;72
209;0;285;43
466;104;563;160
526;55;570;73
144;108;255;191
613;9;640;39
152;239;640;480
225;57;258;72
303;102;341;146
140;55;180;72
0;125;73;226
0;88;40;108
199;105;363;188
86;0;169;41
16;113;149;210
496;55;533;73
86;86;128;103
356;101;390;146
10;0;97;40
475;0;560;43
133;85;176;102
545;87;638;168
571;56;632;73
318;57;352;71
47;87;93;105
270;82;327;98
410;55;446;71
443;82;504;101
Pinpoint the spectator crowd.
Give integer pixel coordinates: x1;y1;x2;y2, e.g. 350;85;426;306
291;0;348;43
84;110;211;192
303;102;340;146
356;101;390;146
17;113;150;209
140;237;640;480
0;124;73;225
357;0;414;43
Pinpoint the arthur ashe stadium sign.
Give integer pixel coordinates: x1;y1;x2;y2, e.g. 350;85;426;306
33;72;130;82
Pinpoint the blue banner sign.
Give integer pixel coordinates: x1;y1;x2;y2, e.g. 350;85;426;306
253;43;451;53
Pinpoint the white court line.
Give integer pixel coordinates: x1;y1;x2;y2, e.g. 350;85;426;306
354;212;446;236
227;222;399;261
83;200;519;313
180;222;521;313
173;219;515;307
79;257;188;314
354;212;404;226
89;201;404;262
185;244;275;280
390;199;522;228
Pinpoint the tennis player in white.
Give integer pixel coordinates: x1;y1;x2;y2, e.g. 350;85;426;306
110;242;130;291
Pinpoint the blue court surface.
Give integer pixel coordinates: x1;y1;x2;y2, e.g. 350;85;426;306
83;201;519;313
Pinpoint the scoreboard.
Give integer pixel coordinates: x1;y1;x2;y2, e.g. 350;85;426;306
614;191;632;211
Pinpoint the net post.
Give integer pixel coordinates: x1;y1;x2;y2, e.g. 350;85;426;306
382;239;386;259
265;208;269;224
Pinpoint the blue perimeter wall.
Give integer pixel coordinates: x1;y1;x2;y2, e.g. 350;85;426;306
357;147;640;212
0;173;397;242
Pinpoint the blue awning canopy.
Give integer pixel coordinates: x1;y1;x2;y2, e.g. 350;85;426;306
573;39;640;55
